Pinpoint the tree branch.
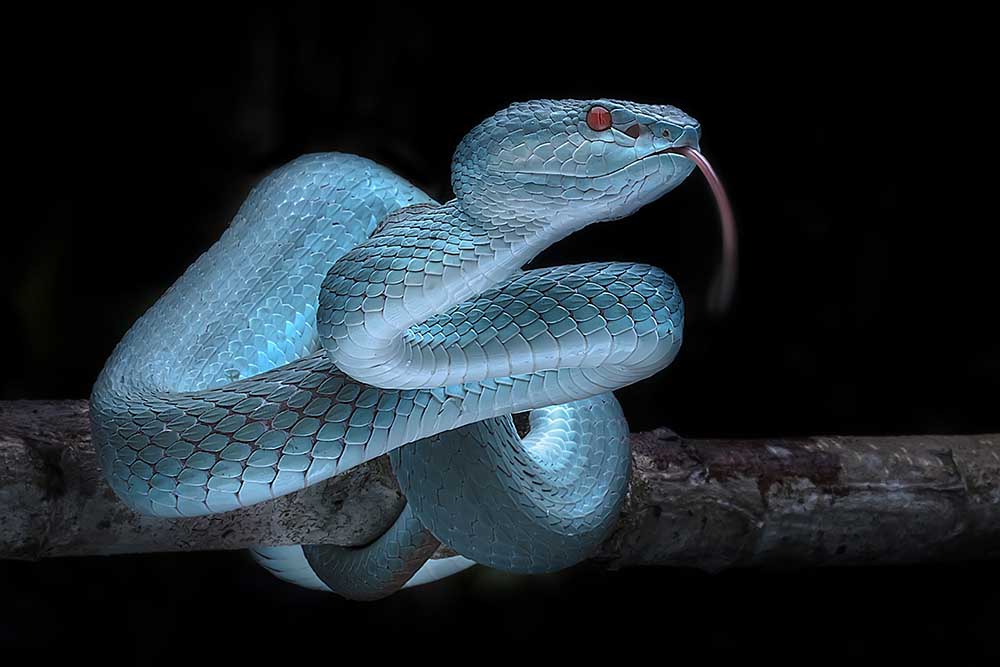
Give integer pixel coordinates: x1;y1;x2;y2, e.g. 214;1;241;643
2;400;998;570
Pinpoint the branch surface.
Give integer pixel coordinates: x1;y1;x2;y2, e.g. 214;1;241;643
2;400;998;569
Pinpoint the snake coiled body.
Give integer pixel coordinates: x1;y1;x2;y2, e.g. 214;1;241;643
91;99;700;598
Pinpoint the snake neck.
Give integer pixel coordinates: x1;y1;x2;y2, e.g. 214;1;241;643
451;199;587;283
454;174;616;247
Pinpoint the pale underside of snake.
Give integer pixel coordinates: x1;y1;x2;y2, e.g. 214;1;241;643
90;99;735;600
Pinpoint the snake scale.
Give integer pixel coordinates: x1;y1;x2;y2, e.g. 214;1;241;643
91;99;719;599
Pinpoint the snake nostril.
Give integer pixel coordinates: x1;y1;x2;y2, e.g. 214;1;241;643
661;129;672;140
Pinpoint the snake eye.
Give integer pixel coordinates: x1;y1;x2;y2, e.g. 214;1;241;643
586;106;612;132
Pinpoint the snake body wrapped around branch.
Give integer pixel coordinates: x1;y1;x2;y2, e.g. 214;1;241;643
90;99;732;599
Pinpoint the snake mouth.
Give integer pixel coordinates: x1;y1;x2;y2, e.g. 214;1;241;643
660;145;738;314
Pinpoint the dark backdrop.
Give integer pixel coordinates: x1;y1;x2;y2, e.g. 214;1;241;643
3;5;996;664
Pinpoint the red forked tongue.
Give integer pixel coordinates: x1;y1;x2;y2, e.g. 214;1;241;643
664;146;737;314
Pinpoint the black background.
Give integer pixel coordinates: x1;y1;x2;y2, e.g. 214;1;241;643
2;5;997;664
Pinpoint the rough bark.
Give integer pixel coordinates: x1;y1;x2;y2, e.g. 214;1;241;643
2;400;998;570
0;401;404;559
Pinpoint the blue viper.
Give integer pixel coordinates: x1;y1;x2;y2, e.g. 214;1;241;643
90;99;710;599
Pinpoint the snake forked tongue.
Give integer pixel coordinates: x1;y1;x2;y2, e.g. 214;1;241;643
664;146;737;314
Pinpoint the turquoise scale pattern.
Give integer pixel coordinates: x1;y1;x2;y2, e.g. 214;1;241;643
90;153;433;517
317;203;683;392
91;98;700;598
392;394;630;573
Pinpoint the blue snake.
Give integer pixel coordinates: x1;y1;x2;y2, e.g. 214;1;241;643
90;99;720;599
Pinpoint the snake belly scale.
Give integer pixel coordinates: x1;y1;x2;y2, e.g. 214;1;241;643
90;99;699;599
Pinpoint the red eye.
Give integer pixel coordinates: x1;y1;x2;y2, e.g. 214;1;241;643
586;106;612;132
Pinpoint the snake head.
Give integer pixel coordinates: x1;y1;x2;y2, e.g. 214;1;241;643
451;98;702;227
